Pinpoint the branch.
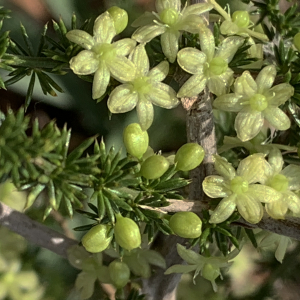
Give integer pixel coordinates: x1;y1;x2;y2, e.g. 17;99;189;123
0;201;77;258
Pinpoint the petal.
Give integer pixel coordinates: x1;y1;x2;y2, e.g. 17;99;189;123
177;244;202;264
248;184;281;203
255;65;276;94
281;165;300;190
137;97;154;130
156;0;181;13
268;147;284;174
178;14;207;34
202;175;231;198
235;108;264;142
66;30;94;50
132;24;166;43
177;74;207;97
207;69;234;96
213;93;244;112
93;12;116;43
107;84;138;113
220;20;239;35
129;44;149;76
107;56;136;83
92;62;110;99
234;71;257;98
148;61;169;82
214;36;244;63
236;194;263;224
199;25;215;62
161;30;180;63
131;11;157;27
265;200;288;219
177;48;206;74
182;3;213;16
146;82;179;108
263;107;291;131
268;83;294;107
285;191;300;213
114;38;137;56
213;155;236;180
237;153;268;184
209;194;237;224
69;50;99;75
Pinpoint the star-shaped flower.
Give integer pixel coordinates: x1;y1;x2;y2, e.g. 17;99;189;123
177;25;244;97
213;65;294;141
107;44;179;130
131;0;213;62
202;154;281;224
259;148;300;219
66;11;137;100
165;244;239;292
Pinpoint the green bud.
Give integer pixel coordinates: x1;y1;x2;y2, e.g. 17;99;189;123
294;32;300;51
108;260;130;288
159;8;179;26
114;214;141;251
175;143;205;171
141;155;169;179
202;263;220;281
169;212;202;238
208;57;228;76
107;6;128;34
123;123;149;159
82;224;113;253
232;11;250;28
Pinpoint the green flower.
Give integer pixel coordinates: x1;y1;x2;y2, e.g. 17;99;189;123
213;65;294;141
177;25;244;97
131;0;213;62
208;0;268;41
107;44;179;130
260;148;300;219
257;231;292;263
203;154;281;224
165;244;239;292
66;11;137;100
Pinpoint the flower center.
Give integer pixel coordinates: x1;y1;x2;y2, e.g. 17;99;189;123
159;8;179;26
230;176;249;194
208;57;228;75
92;43;117;63
132;76;152;94
232;11;250;28
269;174;289;192
249;94;268;111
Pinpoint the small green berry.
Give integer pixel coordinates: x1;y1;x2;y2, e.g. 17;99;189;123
81;224;112;253
175;143;205;171
169;212;202;239
108;260;130;288
114;214;141;251
294;32;300;51
140;155;169;179
107;6;128;34
123;123;149;159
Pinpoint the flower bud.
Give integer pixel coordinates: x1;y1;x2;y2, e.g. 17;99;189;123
141;155;169;179
175;143;205;171
107;6;128;34
169;212;202;238
123;123;149;159
82;224;112;253
114;214;141;251
232;11;250;28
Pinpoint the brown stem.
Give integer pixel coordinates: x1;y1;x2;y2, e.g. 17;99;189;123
0;201;77;258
